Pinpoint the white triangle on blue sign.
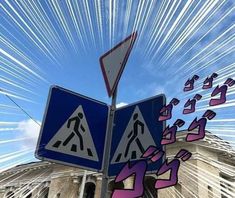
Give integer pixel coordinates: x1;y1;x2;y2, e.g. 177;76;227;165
111;106;156;164
45;105;99;161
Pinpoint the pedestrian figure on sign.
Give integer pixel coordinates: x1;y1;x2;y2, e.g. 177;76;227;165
63;112;85;151
124;113;145;158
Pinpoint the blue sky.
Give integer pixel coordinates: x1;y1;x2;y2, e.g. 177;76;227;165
0;0;234;171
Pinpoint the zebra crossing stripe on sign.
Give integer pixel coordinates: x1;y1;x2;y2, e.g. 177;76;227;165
45;105;99;161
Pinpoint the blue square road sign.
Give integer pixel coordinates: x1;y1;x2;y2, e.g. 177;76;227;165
35;86;109;172
108;95;166;177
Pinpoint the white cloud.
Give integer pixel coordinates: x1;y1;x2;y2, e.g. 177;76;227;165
116;102;128;108
17;119;41;149
153;85;165;95
136;83;166;98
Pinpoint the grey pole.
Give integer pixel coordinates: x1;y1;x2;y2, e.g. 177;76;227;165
79;170;87;198
100;88;117;198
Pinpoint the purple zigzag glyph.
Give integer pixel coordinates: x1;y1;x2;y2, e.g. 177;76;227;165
161;119;185;145
112;146;165;198
210;78;235;106
155;149;192;189
186;110;216;142
112;161;147;198
203;73;218;89
184;75;199;92
158;98;179;121
183;94;202;114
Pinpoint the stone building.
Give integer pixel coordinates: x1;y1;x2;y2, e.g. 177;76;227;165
0;132;234;198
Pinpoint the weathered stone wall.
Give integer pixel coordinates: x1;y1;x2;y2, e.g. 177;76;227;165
48;176;79;198
196;147;221;198
158;142;198;198
0;137;234;198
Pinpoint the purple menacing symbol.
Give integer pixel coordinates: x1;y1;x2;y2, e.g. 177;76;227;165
183;94;202;114
209;78;235;106
141;146;165;163
158;98;180;121
112;146;165;197
184;75;199;92
175;149;192;161
112;161;147;198
203;73;218;89
155;149;192;189
161;119;185;145
186;110;216;142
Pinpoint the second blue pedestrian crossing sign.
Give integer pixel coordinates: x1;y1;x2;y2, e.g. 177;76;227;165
108;95;166;177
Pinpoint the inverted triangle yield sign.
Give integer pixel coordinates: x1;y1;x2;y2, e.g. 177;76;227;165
100;32;137;97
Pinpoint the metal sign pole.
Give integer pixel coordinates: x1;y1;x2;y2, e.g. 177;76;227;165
100;88;117;198
79;170;87;198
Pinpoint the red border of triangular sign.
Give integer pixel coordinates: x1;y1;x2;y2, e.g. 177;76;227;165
100;32;137;97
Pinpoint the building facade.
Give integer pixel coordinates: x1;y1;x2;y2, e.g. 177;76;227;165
0;132;234;198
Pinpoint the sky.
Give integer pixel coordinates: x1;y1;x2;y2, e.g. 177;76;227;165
0;0;234;172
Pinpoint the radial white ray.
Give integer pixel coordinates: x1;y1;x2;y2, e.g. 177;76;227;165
162;0;223;62
1;1;59;64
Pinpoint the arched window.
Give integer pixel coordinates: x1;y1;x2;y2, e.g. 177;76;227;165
22;189;32;198
175;183;182;197
5;191;14;198
108;180;124;197
38;187;49;198
83;182;96;198
208;186;213;198
143;176;157;198
26;194;32;198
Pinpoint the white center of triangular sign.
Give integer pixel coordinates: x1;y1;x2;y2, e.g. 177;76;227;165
102;39;131;89
45;105;99;161
111;106;156;164
101;33;136;95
